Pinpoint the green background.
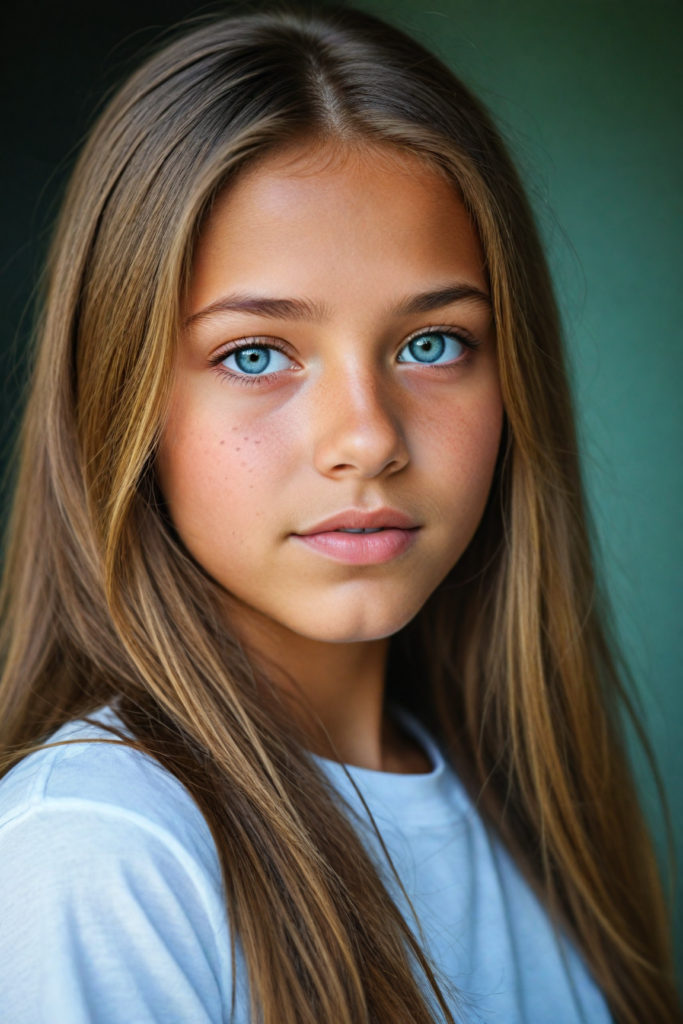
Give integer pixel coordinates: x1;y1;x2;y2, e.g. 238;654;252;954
2;0;681;972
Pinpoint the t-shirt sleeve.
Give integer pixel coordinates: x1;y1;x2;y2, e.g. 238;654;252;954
0;803;230;1024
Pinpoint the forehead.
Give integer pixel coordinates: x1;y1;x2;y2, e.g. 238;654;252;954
190;141;487;311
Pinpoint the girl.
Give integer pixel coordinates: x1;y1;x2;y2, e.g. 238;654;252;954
0;6;678;1023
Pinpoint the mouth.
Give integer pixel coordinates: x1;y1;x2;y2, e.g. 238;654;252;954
292;509;420;565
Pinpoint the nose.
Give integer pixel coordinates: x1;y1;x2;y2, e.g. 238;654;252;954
312;364;409;480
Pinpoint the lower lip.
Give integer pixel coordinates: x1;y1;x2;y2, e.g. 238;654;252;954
293;528;418;565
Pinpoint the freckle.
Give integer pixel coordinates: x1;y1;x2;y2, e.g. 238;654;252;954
243;437;249;442
236;447;241;451
219;440;225;445
254;440;261;444
231;426;238;432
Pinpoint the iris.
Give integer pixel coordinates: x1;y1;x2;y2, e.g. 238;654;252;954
234;347;271;374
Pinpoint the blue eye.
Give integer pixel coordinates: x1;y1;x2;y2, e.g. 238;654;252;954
222;345;291;375
397;332;465;365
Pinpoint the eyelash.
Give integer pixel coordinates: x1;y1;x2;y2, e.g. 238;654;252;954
209;338;294;387
402;325;480;355
210;327;480;386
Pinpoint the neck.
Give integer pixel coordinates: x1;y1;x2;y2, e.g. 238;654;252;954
226;599;429;773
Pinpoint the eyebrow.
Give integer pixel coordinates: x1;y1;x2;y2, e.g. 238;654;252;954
185;294;326;327
185;283;492;328
394;285;492;316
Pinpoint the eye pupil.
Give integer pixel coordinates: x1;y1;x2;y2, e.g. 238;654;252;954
235;347;271;374
408;333;446;363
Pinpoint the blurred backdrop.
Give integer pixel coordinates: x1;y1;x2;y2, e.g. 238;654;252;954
2;0;682;970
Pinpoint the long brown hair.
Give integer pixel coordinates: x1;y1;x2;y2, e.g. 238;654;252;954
0;7;678;1022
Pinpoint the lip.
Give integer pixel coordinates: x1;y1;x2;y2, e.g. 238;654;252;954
292;508;420;565
297;508;419;534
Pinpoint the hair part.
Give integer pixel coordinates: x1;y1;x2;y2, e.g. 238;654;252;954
0;7;679;1023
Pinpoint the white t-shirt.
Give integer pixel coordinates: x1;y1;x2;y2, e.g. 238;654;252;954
0;707;612;1023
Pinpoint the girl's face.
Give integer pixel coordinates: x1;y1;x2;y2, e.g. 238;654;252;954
158;144;503;643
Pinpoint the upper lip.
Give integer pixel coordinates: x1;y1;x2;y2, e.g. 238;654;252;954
295;508;420;535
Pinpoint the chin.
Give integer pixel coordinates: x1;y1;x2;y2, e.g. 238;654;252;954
282;590;426;644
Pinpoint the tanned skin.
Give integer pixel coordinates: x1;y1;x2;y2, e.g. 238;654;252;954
158;143;503;773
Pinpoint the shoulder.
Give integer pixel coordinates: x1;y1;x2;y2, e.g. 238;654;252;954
0;707;223;913
0;707;217;871
0;709;233;1022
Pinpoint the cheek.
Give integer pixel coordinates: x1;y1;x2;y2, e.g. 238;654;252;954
412;377;503;530
157;387;295;552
